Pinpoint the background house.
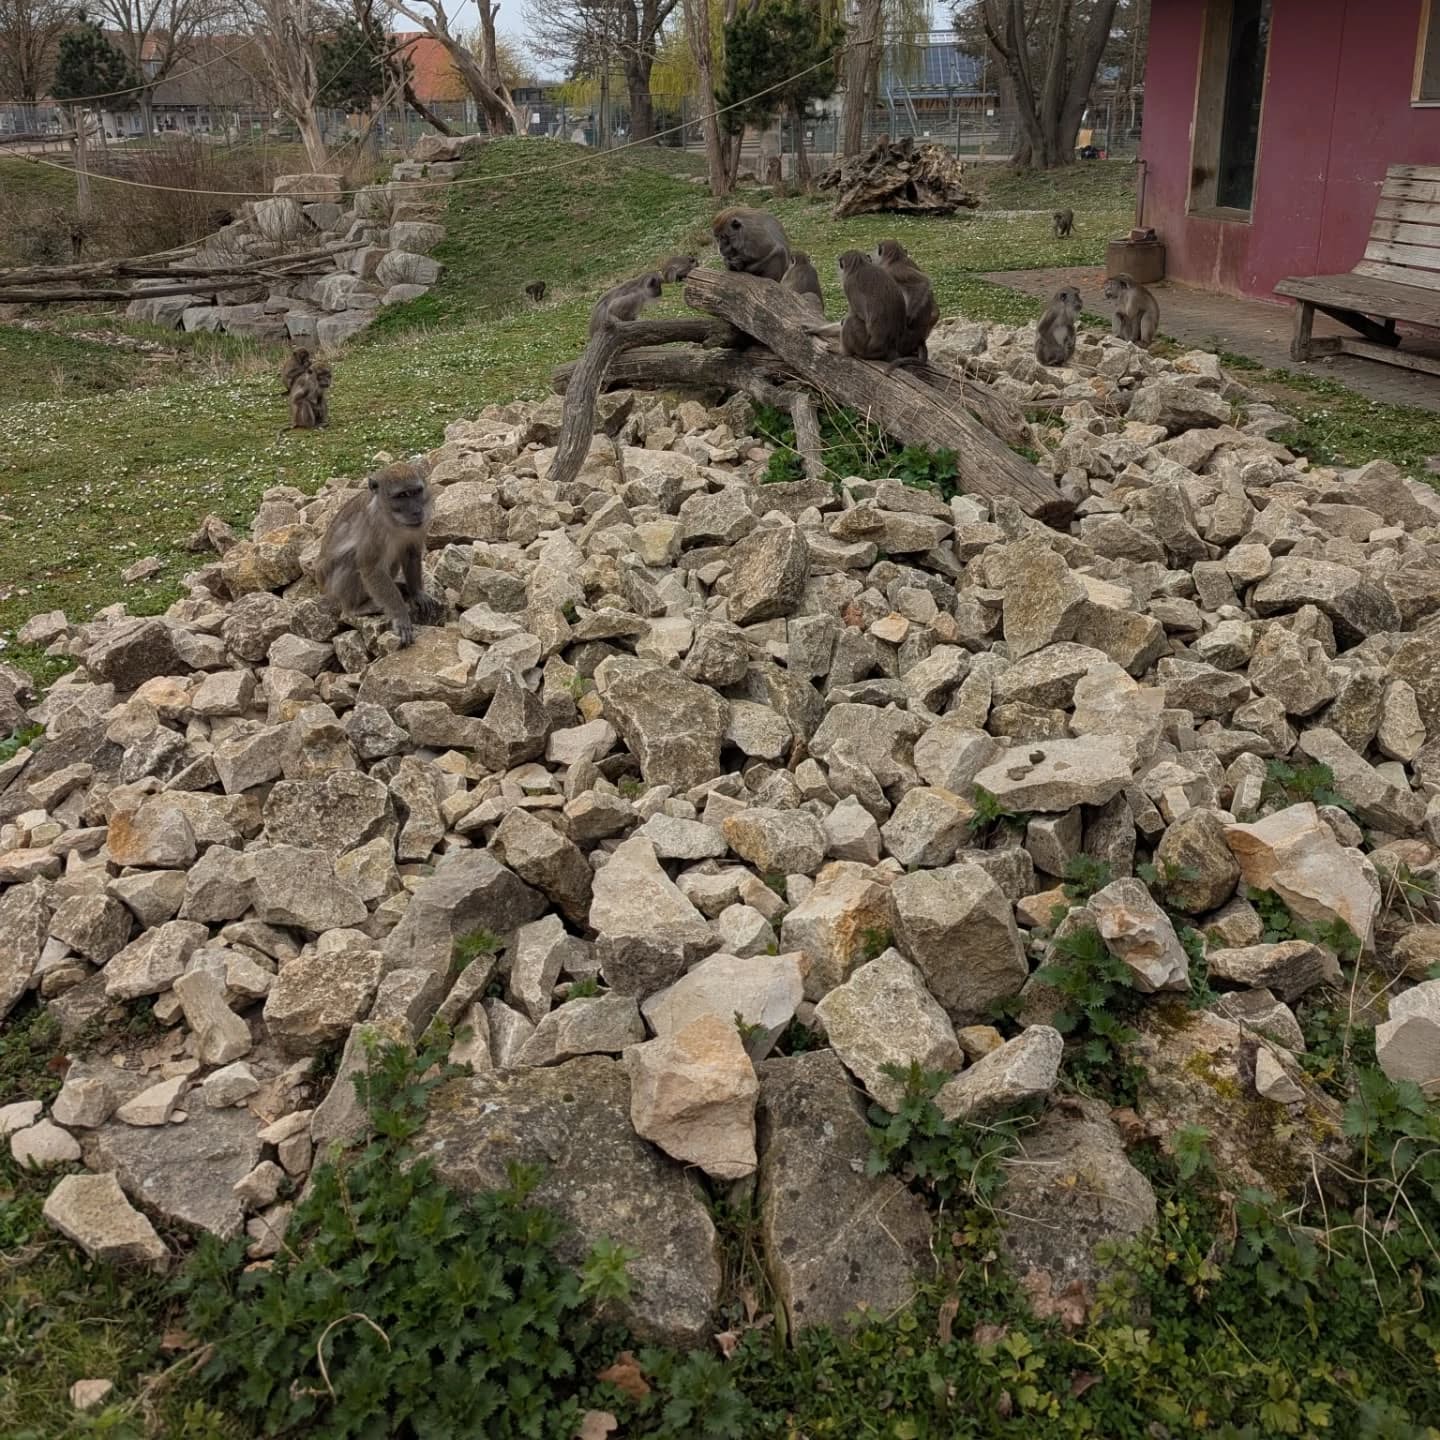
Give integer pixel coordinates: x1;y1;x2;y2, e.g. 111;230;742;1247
1139;0;1440;300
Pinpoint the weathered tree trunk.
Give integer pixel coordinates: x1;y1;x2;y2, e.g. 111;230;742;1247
70;106;91;225
682;0;728;194
625;57;656;141
790;105;810;189
841;0;882;157
296;110;329;171
403;80;454;136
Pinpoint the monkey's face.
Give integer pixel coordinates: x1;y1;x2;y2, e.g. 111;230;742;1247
1103;279;1123;300
372;466;431;529
292;348;310;365
837;250;867;280
643;274;663;299
314;365;332;389
715;215;747;265
1059;287;1082;311
875;240;904;265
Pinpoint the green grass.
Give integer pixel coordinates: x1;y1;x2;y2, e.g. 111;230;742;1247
0;325;154;405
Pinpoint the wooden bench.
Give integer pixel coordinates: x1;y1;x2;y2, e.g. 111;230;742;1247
1275;163;1440;376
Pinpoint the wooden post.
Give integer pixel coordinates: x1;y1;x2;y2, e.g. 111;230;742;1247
1289;299;1315;362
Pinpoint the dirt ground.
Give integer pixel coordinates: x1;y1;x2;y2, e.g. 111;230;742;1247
987;266;1440;415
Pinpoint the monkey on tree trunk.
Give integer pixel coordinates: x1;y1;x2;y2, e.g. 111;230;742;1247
661;254;697;283
280;347;312;395
1103;273;1160;348
1054;209;1075;238
875;239;939;363
588;273;663;335
712;208;791;281
830;250;911;364
781;251;824;314
1034;287;1082;367
524;281;546;302
316;460;443;648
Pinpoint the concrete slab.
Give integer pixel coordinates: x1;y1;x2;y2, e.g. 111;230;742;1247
987;266;1440;414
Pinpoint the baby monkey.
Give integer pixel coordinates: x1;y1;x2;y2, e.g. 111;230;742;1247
661;254;697;283
589;271;663;335
781;251;824;314
1034;287;1082;367
524;280;546;302
280;346;311;394
1103;272;1159;348
1053;208;1075;238
316;459;442;647
288;362;331;429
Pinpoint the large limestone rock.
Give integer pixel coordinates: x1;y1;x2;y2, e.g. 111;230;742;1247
0;880;48;1020
721;807;826;875
1376;980;1440;1095
263;946;383;1055
420;1058;723;1345
625;1014;759;1180
814;951;962;1111
597;656;727;789
1088;878;1190;993
935;1026;1062;1121
43;1173;168;1270
88;1102;262;1238
972;736;1135;812
1153;809;1241;913
382;849;546;976
517;993;645;1066
724;523;810;623
105;920;209;1000
781;861;896;1000
996;1100;1157;1291
889;862;1029;1021
1225;803;1380;949
642;951;805;1060
1206;941;1339;1001
589;837;716;994
248;845;368;932
756;1051;933;1332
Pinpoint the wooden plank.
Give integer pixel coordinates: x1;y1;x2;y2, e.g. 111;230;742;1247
1381;176;1440;205
1289;300;1316;362
1334;336;1440;375
1369;217;1440;248
1362;237;1440;272
1354;258;1440;291
1274;273;1440;326
681;269;1067;520
1375;196;1440;225
1387;162;1440;183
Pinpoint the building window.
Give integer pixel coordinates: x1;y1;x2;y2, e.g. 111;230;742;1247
1416;0;1440;103
1189;0;1272;218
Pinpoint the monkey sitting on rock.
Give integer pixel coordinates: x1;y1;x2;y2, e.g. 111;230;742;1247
712;208;791;281
1034;286;1082;367
1103;272;1160;348
588;272;663;335
316;459;442;647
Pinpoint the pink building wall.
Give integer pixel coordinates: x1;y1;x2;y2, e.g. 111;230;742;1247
1141;0;1440;300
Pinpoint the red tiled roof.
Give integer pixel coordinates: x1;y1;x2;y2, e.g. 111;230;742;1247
392;33;468;103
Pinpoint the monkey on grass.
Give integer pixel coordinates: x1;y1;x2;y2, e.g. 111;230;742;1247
589;272;663;335
781;251;824;314
1103;272;1160;348
874;238;939;363
288;363;331;430
712;208;791;281
280;347;311;395
524;280;546;302
1054;208;1075;238
316;459;443;648
1034;286;1082;367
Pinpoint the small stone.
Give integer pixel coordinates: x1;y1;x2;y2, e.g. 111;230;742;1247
44;1173;168;1269
174;969;252;1064
116;1075;188;1127
518;993;645;1066
642;951;804;1060
625;1014;759;1181
51;1075;116;1129
722;807;827;875
1254;1047;1306;1104
70;1379;114;1411
263;947;383;1056
233;1160;285;1209
0;1100;43;1136
12;1119;82;1167
1206;941;1339;1001
203;1062;260;1108
105;920;209;1000
823;795;881;862
1154;809;1241;914
880;787;973;868
48;894;132;964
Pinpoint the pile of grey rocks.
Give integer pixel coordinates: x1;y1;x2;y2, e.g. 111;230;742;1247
2;317;1439;1344
123;130;477;347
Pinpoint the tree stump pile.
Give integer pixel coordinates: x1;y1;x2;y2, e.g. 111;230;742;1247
549;268;1067;524
814;136;981;219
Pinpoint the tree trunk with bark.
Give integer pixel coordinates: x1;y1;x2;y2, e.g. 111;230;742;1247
841;0;882;157
682;0;728;195
625;55;656;141
392;0;515;134
69;105;92;224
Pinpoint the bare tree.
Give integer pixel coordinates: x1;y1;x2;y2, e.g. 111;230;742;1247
0;0;72;107
525;0;678;143
90;0;214;135
390;0;517;132
681;0;726;192
840;0;880;157
240;0;330;170
355;0;456;135
963;0;1120;168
